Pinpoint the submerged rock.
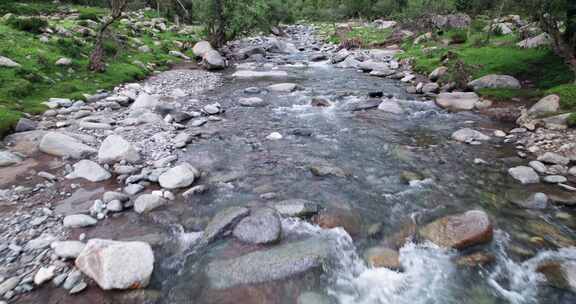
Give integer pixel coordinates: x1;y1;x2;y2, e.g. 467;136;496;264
75;239;154;290
205;238;330;289
364;247;402;270
134;194;167;214
268;83;298;93
451;128;490;143
200;207;250;245
420;210;493;249
506;190;548;209
233;208;281;245
273;199;320;218
0;151;22;167
537;260;576;292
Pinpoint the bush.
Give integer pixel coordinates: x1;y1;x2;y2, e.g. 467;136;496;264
55;38;84;58
547;84;576;110
450;31;468;44
79;12;100;21
568;113;576;128
6;79;33;98
6;17;48;34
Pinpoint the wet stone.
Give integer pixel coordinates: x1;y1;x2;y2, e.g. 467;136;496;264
200;207;250;245
419;210;493;249
233;208;282;245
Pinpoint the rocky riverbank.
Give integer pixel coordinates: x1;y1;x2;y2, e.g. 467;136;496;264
0;23;575;304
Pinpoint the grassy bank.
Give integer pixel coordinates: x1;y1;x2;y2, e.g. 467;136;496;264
0;2;203;136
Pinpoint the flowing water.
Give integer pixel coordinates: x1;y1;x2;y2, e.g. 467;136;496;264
24;27;576;303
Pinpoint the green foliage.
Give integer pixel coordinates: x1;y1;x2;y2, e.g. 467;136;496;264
0;1;59;16
0;109;21;138
79;12;100;21
449;30;468;44
547;84;576;110
568;113;576;127
6;17;48;34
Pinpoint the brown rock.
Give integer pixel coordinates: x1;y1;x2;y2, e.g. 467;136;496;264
536;261;576;292
313;208;362;238
456;252;495;267
419;210;493;249
364;247;402;270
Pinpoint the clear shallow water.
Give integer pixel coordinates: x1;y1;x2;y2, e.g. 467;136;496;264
153;56;575;303
22;32;575;304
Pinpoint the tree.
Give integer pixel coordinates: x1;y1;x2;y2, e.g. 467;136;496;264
524;0;576;81
88;0;129;72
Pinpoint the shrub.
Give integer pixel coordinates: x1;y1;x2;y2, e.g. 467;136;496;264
6;79;33;98
568;113;576;128
55;38;84;58
7;17;48;34
79;12;100;21
450;31;468;44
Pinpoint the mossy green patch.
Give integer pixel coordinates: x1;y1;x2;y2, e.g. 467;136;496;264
547;84;576;110
315;23;392;46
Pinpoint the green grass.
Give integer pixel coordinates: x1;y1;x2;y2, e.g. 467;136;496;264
476;88;542;102
0;11;203;137
0;1;60;16
316;23;392;46
547;84;576;110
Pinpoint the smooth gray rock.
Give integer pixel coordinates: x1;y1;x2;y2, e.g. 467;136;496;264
529;160;548;174
0;277;20;295
0;56;20;67
39;132;96;159
268;83;298;93
51;241;86;259
436;92;479;111
193;41;214;57
158;163;199;189
203;50;226;70
529;95;560;115
507;191;548;209
200;207;250;244
538;152;570;166
130;93;160;111
0;151;22;167
378;100;404;114
238;97;267;107
451;128;491;143
429;66;448;82
75;239;154;290
66;160;111;182
233;208;281;244
468;74;521;90
134;194;167;214
543;175;568;184
273;199;320;218
14;118;38;133
103;191;129;203
63;215;98;228
509;166;540;184
98;135;140;164
205;238;330;289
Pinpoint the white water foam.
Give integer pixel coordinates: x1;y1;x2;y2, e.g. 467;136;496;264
281;218;458;304
488;231;576;304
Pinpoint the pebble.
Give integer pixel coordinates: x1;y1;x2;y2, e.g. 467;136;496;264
266;132;283;140
543;175;568;184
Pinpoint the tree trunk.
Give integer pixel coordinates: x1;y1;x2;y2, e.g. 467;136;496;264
88;36;106;72
211;0;226;48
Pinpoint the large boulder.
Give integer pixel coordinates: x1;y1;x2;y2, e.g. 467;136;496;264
205;238;330;289
202;50;226;70
233;208;282;245
419;210;493;249
75;239;154;290
158;163;199;189
429;66;448;82
193;41;214;58
528;95;560;115
468;75;521;91
66;160;111;182
98;135;140;164
39;132;96;159
517;33;551;48
330;49;350;64
435;92;479;111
